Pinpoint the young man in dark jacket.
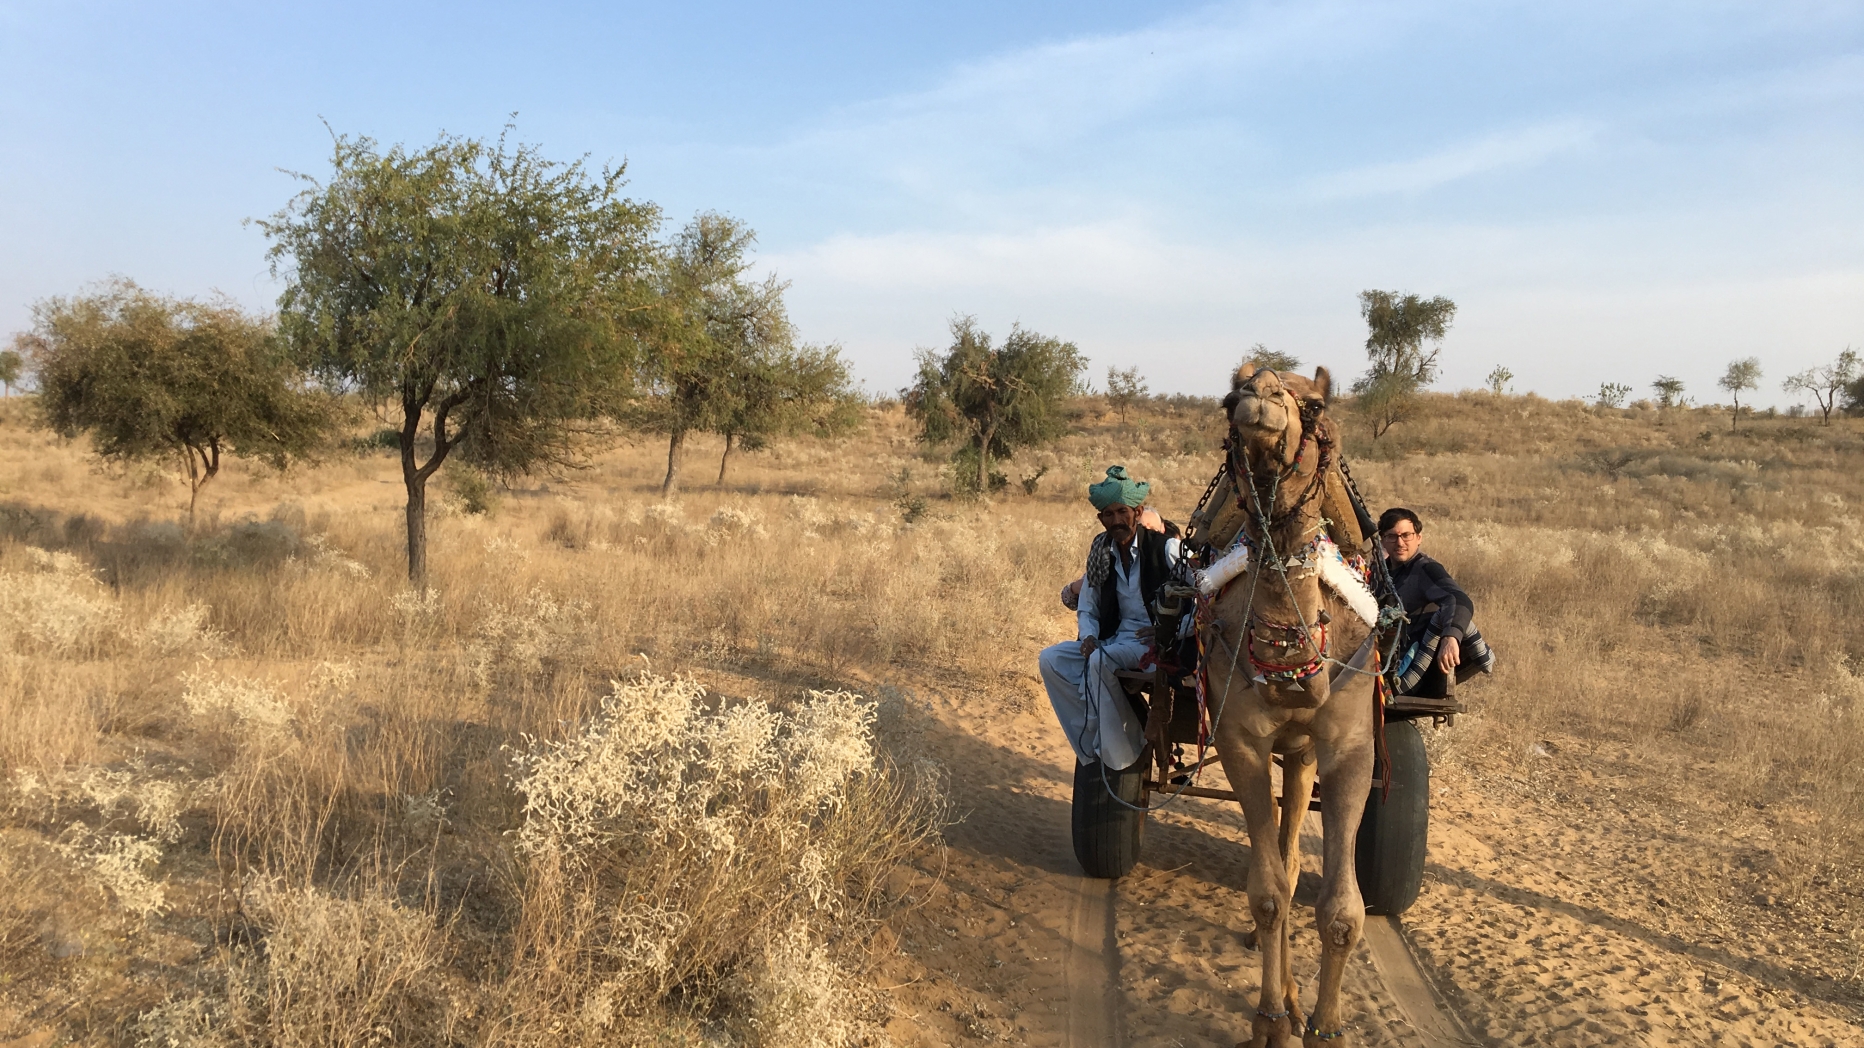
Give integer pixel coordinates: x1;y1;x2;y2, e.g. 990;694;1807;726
1379;506;1494;694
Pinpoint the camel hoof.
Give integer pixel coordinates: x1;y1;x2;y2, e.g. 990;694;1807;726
1302;1029;1350;1047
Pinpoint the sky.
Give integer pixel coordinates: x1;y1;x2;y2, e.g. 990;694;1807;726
2;0;1861;404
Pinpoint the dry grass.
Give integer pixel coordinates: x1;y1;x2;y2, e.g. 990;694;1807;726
2;388;1863;1041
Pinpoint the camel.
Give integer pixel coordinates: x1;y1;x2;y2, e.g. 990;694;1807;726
1202;363;1384;1048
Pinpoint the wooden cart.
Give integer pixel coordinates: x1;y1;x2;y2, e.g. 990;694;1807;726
1069;665;1462;916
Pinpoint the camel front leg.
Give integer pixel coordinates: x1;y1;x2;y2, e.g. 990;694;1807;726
1214;731;1298;1048
1278;748;1317;1025
1305;736;1374;1047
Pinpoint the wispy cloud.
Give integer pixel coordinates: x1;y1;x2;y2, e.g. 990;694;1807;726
1304;119;1603;201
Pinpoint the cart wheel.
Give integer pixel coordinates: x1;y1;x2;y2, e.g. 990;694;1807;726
1356;719;1429;915
1072;758;1145;879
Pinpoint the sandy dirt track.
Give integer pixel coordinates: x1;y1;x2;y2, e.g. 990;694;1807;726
871;679;1864;1047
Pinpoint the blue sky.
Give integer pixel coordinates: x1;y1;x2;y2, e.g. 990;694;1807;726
3;0;1860;404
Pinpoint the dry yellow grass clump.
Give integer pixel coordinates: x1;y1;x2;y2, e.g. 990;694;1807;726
2;387;1863;1043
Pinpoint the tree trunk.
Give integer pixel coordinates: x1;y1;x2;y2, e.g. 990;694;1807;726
662;428;685;495
977;425;996;493
717;431;735;486
401;413;429;586
1730;395;1740;430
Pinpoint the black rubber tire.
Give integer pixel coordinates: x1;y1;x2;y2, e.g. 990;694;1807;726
1356;719;1429;915
1071;758;1145;879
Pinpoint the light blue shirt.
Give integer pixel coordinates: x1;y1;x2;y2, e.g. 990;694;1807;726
1077;534;1181;640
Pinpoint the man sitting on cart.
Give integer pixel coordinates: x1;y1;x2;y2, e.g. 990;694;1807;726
1038;466;1180;772
1379;506;1495;695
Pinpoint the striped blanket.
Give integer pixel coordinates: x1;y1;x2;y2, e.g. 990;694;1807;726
1391;623;1496;695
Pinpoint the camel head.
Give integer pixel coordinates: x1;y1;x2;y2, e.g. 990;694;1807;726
1223;363;1332;469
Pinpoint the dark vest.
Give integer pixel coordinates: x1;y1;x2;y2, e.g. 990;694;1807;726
1095;528;1173;640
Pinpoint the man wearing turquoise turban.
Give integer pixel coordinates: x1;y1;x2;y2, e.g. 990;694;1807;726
1038;466;1180;771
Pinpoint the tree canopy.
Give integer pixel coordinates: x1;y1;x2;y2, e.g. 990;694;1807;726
1652;376;1686;409
1351;290;1456;439
1718;357;1762;430
261;129;659;582
20;279;330;518
904;316;1085;494
630;212;816;492
1358;290;1456;386
1105;365;1146;424
1246;344;1303;374
0;348;22;395
1783;348;1859;425
708;341;861;484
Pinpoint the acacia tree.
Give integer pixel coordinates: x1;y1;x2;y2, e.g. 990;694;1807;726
903;316;1085;494
0;348;21;395
1783;348;1860;425
1350;289;1456;439
711;342;860;484
1106;365;1146;423
1247;344;1303;373
263;130;657;583
1652;376;1686;409
1719;357;1762;430
1486;365;1513;395
21;280;330;520
634;212;794;494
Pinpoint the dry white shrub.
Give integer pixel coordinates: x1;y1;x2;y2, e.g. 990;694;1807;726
724;921;867;1048
181;672;295;736
135;993;233;1048
707;505;769;543
141;603;229;658
236;879;444;1048
300;534;372;579
473;587;593;680
0;549;120;655
57;823;167;916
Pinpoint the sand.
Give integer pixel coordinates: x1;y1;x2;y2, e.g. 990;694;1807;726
871;677;1864;1047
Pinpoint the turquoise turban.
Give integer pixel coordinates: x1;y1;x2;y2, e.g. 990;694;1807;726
1088;465;1150;510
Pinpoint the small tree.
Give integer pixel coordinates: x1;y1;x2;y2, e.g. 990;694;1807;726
1354;370;1418;440
22;279;330;520
1246;344;1303;374
0;348;22;395
634;212;796;494
1595;382;1632;409
263;129;657;583
1718;357;1762;430
712;342;861;484
1358;290;1457;385
903;316;1085;494
1783;348;1860;425
1485;365;1513;395
1106;365;1146;424
1652;376;1686;409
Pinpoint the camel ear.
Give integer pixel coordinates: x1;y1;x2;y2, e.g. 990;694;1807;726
1312;366;1332;404
1232;362;1257;389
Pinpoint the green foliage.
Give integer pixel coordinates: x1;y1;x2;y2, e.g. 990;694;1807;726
0;348;22;395
1105;365;1147;423
1485;365;1513;395
1357;290;1457;386
947;446;1008;498
629;213;837;490
1718;356;1762;429
1246;344;1303;374
1845;374;1864;416
1595;382;1632;409
1783;348;1860;425
20;279;332;517
1019;464;1051;496
1652;375;1686;409
903;315;1086;494
261;128;658;580
1351;369;1420;440
886;467;927;525
446;468;499;515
